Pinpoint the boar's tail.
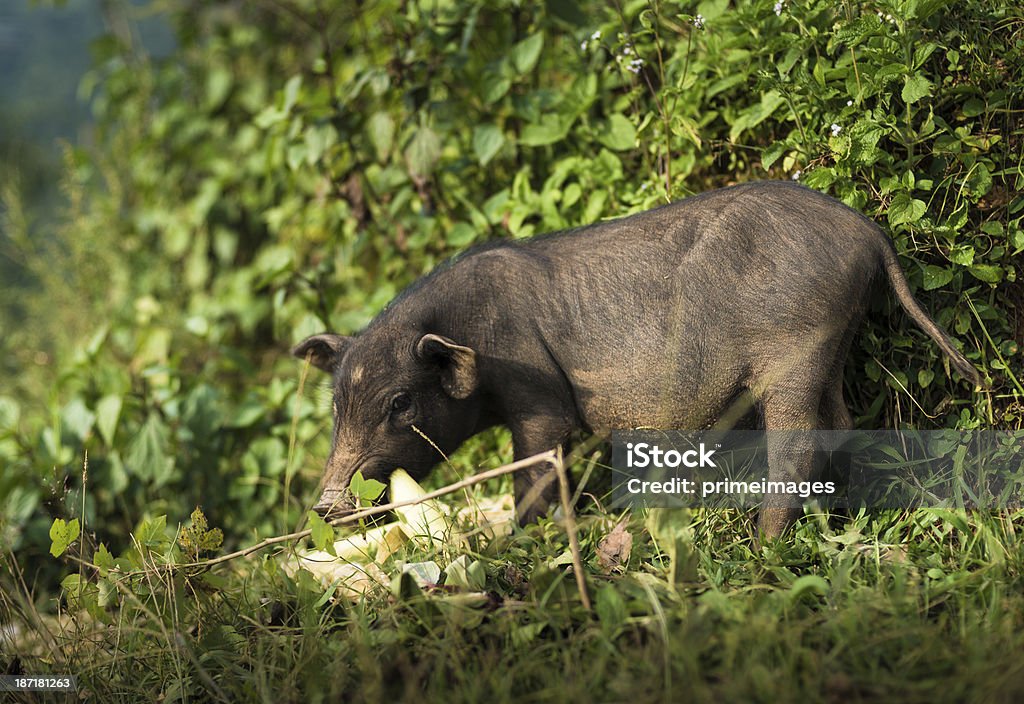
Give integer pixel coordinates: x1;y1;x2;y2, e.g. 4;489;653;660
879;239;984;389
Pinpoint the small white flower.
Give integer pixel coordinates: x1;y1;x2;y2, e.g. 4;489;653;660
640;182;650;191
774;1;784;16
581;40;588;51
791;169;802;181
591;30;602;41
846;99;853;106
830;123;842;136
628;57;645;73
623;45;632;56
693;14;705;29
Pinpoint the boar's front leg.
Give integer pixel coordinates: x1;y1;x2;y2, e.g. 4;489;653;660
509;413;574;526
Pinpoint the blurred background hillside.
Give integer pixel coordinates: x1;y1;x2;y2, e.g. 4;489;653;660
0;0;172;381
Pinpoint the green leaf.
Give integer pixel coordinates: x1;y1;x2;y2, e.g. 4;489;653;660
918;369;935;388
182;384;221;441
178;507;224;558
349;470;386;503
126;413;174;485
802;167;836;190
583;189;608;223
95;395;122;446
922;265;954;290
94;543;115;574
286;143;306;171
405;125;442;177
303;124;336;165
97;577;116;608
598;114;636;151
49;518;80;557
473;125;505;165
968;264;1003;283
205;66;232;109
913;42;939;69
848;123;885;167
886;370;909;391
367;111;395;160
762;142;786;170
729;90;785;143
962;98;985;117
1010;226;1024;253
227;400;266;429
482;74;511;104
965;163;992;199
789;575;829;601
0;396;19;431
283;74;302;111
253;105;287;129
833;15;880;47
887;193;927;227
595;583;627;634
241;437;287;478
949;244;975;266
307;511;337;557
510;33;544;74
254;244;294;284
901;74;932;104
645;508;696;588
62;398;95;442
136;515;168;552
520;114;573;147
60;573;87;607
447;222;477;247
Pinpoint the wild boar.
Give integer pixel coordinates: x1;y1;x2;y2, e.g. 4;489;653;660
292;181;980;538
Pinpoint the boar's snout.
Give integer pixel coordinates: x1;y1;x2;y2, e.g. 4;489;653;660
312;490;354;521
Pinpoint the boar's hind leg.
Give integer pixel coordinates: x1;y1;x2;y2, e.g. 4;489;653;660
819;379;853;431
758;387;825;540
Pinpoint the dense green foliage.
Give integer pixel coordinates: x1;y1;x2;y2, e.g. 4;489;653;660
1;0;1022;700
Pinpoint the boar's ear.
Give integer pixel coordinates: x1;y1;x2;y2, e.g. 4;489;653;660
291;334;351;374
416;333;478;400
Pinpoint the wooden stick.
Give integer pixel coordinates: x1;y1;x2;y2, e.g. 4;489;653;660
150;449;559;570
554;447;592;611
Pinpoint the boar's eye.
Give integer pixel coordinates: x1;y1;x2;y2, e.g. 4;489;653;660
389;392;413;415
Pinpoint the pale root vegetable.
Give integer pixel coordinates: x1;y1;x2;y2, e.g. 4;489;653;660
330;522;409;562
390;469;451;546
329;524;388;561
373;522;410;563
285;469;464;599
455;494;515;540
285;555;388;598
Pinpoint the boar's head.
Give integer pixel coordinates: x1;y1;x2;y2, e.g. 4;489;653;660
292;328;480;520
